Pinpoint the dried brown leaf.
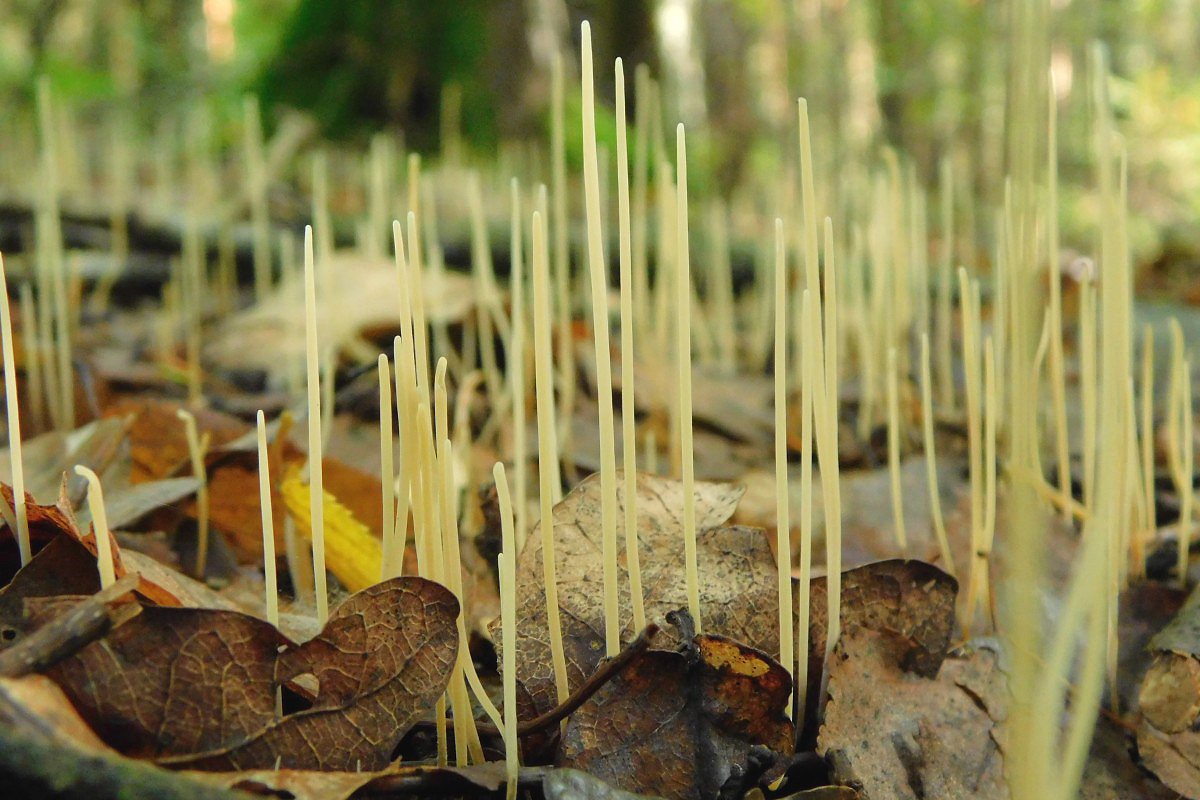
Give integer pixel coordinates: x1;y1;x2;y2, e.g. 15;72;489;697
805;560;958;684
559;625;793;800
497;471;777;720
160;578;458;771
818;633;1006;800
30;577;457;771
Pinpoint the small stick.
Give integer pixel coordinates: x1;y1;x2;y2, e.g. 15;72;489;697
886;346;907;553
302;226;329;624
531;210;569;708
0;573;138;678
419;622;661;743
772;220;793;717
73;466;116;588
616;59;645;632
0;254;30;565
378;355;396;579
920;334;955;576
176;409;210;579
494;463;519;797
580;24;620;657
255;411;279;627
675;122;701;633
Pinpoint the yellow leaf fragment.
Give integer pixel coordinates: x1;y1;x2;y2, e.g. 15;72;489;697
281;466;382;592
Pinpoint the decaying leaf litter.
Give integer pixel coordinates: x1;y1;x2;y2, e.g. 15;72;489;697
0;9;1197;800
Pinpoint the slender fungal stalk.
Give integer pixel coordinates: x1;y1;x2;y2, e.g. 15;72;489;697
379;355;395;578
494;463;519;800
772;220;794;717
580;23;621;656
920;334;954;576
675;123;701;633
74;466;115;589
510;179;528;551
616;58;646;632
0;254;30;565
302;226;329;623
886;346;907;553
256;411;279;626
176;409;210;579
531;210;569;708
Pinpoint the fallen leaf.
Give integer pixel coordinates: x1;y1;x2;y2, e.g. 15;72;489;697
73;476;199;532
0;418;130;506
497;471;779;720
1080;716;1177;800
1136;582;1200;797
162;577;458;771
207;255;474;377
818;633;1006;800
106;398;385;564
559;619;794;800
32;576;458;771
40;603;286;758
0;485;181;606
197;768;377;800
805;560;959;683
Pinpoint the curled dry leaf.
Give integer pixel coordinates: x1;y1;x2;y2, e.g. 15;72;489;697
0;487;180;607
107;398;385;563
818;632;1006;800
559;622;794;800
28;577;457;771
804;560;958;688
495;471;778;720
1136;582;1200;798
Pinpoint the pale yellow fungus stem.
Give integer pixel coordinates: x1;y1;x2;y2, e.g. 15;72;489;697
256;411;279;627
531;210;569;708
616;58;645;632
772;220;793;717
510;179;529;551
580;23;621;656
886;346;907;553
675;122;701;633
1179;358;1193;588
74;466;115;589
920;334;954;576
176;409;210;579
303;226;329;623
379;355;395;578
0;255;30;565
495;462;519;799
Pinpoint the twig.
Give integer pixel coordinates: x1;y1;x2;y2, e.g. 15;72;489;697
0;573;140;677
514;621;659;737
427;622;660;742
